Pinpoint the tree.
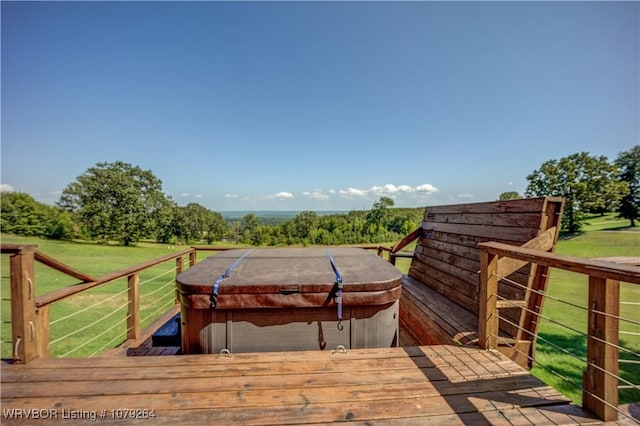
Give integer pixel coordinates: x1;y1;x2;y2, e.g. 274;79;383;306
171;203;228;244
58;161;170;246
1;191;73;240
499;191;521;201
154;198;179;244
240;214;261;245
291;211;319;243
204;211;227;244
616;145;640;226
525;152;627;234
365;197;394;235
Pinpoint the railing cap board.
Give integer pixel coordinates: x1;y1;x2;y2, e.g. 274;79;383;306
479;241;640;284
1;244;38;254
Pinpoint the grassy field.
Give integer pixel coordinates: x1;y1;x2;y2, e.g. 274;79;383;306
1;214;638;404
531;214;640;404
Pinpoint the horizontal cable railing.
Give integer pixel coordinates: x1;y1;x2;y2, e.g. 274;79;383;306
478;242;640;423
0;244;203;362
46;261;182;358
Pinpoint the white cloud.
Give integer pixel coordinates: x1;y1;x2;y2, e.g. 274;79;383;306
180;193;189;197
225;183;438;208
341;183;438;198
457;193;474;199
371;184;422;195
415;184;438;193
0;184;15;193
265;192;294;200
302;190;329;201
340;187;367;197
195;194;203;199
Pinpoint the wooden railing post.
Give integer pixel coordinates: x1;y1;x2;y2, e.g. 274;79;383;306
10;246;39;363
478;250;499;350
175;255;185;305
127;273;140;340
583;276;619;421
176;256;184;275
36;305;50;359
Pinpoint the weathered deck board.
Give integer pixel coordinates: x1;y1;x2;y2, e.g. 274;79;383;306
1;345;607;425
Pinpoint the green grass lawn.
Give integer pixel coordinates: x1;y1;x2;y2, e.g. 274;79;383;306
532;214;639;404
1;216;638;404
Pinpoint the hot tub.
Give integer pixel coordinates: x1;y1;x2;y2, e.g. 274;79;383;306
176;247;402;354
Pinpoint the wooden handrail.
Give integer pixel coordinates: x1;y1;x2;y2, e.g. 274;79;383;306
391;227;421;253
1;244;38;254
478;242;639;422
35;248;196;307
1;244;211;362
389;227;422;265
479;241;640;284
34;250;97;283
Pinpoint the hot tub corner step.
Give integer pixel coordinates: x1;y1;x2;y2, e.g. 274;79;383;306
152;313;181;347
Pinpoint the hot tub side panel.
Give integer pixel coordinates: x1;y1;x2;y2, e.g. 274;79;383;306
180;300;399;354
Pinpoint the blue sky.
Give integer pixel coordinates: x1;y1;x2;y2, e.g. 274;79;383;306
2;1;638;212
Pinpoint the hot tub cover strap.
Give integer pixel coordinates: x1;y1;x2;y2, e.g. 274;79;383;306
325;248;344;329
210;249;254;308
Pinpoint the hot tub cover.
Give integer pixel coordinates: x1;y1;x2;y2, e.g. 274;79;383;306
176;247;402;309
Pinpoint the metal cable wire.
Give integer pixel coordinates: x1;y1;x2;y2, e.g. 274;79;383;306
490;333;640;425
50;303;127;345
50;285;129;326
140;298;175;326
494;273;588;312
59;314;126;357
495;294;588;338
139;276;176;302
138;264;178;287
592;308;640;327
88;328;129;357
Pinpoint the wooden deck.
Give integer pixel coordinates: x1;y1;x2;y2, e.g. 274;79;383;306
1;345;613;425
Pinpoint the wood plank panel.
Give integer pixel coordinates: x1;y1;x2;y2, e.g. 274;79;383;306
423;212;545;229
422;222;541;243
424;198;550;215
1;345;593;426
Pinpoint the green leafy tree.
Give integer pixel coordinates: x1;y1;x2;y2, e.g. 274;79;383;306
154;199;179;244
240;214;261;245
292;211;319;243
366;197;394;235
525;152;627;234
174;203;209;243
499;191;521;201
1;191;73;239
616;145;640;226
173;203;227;244
204;211;227;244
58;161;170;246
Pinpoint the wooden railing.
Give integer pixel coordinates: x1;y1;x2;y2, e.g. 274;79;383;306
478;242;640;422
1;244;389;363
1;244;207;363
5;242;636;421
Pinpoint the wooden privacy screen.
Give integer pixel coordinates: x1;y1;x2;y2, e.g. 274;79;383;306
398;196;564;368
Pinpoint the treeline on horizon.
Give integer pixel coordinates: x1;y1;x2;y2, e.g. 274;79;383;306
0;185;424;246
1;146;638;246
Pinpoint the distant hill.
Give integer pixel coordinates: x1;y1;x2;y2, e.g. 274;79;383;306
220;210;349;220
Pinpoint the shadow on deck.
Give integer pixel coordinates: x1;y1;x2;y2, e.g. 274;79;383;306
2;344;608;425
